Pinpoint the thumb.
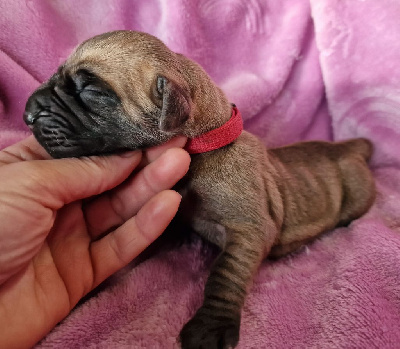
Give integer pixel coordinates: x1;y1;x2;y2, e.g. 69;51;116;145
6;151;142;209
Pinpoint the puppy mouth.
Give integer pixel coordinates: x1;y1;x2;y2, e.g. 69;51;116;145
26;112;115;158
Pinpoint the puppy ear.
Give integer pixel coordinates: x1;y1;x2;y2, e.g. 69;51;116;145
157;76;190;132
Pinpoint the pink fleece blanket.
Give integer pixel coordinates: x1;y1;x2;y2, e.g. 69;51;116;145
1;1;400;348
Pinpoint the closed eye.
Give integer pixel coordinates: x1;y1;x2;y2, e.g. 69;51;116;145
78;85;119;109
81;84;102;93
78;84;115;99
61;69;120;108
79;84;111;96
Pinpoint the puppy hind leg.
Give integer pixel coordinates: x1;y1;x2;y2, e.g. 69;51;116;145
337;156;375;226
179;228;269;349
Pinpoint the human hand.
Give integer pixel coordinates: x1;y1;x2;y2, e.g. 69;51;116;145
0;136;190;349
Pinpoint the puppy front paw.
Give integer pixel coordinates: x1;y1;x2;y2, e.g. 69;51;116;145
179;311;240;349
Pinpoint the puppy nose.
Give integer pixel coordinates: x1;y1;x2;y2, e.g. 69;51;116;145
23;97;42;125
23;110;39;125
23;88;51;126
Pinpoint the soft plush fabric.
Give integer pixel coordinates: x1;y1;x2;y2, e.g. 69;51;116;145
1;0;400;348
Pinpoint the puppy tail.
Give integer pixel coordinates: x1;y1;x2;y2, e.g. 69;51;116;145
345;138;374;162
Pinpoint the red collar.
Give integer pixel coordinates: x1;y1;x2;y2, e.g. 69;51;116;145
184;106;243;154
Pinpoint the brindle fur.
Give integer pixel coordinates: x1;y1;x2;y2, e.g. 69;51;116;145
24;31;376;349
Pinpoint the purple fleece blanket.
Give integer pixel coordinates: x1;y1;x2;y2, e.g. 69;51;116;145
1;0;400;348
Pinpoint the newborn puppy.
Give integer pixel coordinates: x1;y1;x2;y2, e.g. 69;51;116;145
23;31;376;349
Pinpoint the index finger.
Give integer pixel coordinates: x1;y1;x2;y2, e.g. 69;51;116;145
140;136;188;167
0;136;188;167
0;136;52;166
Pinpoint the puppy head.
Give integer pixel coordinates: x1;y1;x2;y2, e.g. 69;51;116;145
23;31;198;158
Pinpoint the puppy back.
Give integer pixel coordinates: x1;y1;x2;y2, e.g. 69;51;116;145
344;138;373;162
